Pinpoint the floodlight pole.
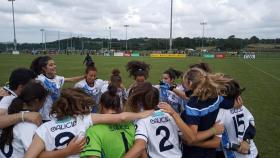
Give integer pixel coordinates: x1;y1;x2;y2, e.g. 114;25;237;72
44;30;47;51
40;29;44;50
9;0;17;51
124;25;129;51
169;0;173;51
58;31;60;52
200;21;207;51
109;26;111;50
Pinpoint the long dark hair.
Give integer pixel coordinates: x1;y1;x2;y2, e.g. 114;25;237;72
163;68;182;81
126;61;150;79
225;78;245;99
100;84;121;113
125;82;159;112
30;56;52;76
0;81;47;147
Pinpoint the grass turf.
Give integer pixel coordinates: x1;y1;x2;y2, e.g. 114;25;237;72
0;54;279;157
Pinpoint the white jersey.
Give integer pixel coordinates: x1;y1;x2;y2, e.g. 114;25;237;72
216;106;258;158
0;95;16;111
101;83;126;109
135;110;182;158
74;79;107;106
0;118;37;158
36;114;93;158
36;74;65;121
0;93;17;135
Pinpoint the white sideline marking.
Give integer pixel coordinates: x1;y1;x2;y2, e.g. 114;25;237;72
240;60;280;82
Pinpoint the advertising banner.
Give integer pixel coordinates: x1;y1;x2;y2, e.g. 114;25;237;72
114;52;124;56
215;54;225;58
124;52;131;57
203;54;215;58
150;54;186;58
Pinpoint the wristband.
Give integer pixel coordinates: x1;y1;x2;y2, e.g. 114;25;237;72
21;111;25;122
211;127;216;135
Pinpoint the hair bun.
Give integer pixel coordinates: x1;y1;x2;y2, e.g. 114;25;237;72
108;84;118;96
112;69;120;76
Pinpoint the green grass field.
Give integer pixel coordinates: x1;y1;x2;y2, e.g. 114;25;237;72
0;54;279;157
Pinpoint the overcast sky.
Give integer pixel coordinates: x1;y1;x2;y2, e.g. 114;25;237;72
0;0;279;43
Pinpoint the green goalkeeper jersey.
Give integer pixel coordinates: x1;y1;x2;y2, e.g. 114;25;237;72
80;122;135;158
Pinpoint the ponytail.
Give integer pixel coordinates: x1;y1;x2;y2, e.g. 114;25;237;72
184;68;231;100
163;68;182;80
100;84;121;113
189;62;212;73
110;69;122;85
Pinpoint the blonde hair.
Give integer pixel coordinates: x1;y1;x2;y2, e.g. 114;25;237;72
183;68;232;100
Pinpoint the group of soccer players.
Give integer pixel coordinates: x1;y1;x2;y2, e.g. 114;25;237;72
0;55;258;158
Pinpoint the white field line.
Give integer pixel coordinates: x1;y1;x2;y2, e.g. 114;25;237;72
240;59;280;82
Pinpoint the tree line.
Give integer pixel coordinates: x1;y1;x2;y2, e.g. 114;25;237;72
1;35;279;52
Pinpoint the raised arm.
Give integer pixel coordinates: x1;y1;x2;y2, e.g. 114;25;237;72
91;110;153;124
65;76;84;82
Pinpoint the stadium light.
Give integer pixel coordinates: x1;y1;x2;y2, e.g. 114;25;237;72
169;0;173;51
44;29;47;50
8;0;17;51
109;26;111;50
124;25;129;51
58;31;60;52
40;29;44;50
200;21;207;51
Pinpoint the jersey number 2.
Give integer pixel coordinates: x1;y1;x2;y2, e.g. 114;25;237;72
156;126;174;152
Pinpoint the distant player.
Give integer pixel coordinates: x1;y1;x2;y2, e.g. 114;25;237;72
81;84;135;158
30;56;84;121
74;64;108;112
83;53;94;67
124;82;194;158
25;88;153;158
0;81;47;158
